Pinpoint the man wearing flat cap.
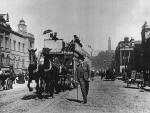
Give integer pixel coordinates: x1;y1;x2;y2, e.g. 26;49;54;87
77;57;90;104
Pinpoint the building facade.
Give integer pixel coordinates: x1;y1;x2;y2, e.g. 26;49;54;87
0;13;11;69
0;13;34;73
115;37;135;73
141;22;150;86
114;22;150;86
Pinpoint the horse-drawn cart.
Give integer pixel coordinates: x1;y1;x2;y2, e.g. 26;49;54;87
41;37;90;90
0;66;16;90
42;39;78;90
27;32;91;95
126;70;144;88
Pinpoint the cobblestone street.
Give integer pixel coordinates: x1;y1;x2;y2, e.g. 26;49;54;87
1;77;150;113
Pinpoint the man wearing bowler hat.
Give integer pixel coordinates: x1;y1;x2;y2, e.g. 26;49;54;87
77;56;90;104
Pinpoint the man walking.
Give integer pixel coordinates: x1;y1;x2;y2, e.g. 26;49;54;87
77;57;90;104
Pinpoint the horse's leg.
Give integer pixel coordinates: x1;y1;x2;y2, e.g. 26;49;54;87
55;79;60;94
27;77;33;91
141;81;144;88
5;78;9;90
45;80;49;93
63;78;65;91
54;74;59;94
44;72;48;93
35;78;40;93
42;78;47;92
48;80;53;97
63;77;66;91
137;82;140;89
1;80;5;90
45;80;50;96
42;79;46;93
51;80;55;98
39;77;43;94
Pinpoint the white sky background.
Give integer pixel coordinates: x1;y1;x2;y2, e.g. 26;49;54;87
0;0;150;51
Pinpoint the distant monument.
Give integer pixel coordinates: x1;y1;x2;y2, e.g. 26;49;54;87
108;37;111;52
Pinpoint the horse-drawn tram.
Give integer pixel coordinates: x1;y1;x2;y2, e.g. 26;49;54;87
42;37;87;90
43;38;77;90
27;32;91;97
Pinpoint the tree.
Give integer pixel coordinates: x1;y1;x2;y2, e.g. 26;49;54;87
91;51;115;70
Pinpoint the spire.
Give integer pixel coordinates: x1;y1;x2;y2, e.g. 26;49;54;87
108;37;111;52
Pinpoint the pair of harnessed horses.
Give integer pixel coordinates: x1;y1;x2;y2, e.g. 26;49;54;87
27;48;63;96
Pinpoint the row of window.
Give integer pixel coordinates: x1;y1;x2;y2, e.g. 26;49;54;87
11;40;25;52
0;35;25;52
0;34;33;53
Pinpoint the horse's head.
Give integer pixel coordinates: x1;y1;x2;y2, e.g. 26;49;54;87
28;48;37;65
42;48;51;56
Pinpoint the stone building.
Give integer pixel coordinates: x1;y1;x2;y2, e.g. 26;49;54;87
0;13;34;73
115;37;135;73
0;13;11;69
10;19;34;73
141;22;150;86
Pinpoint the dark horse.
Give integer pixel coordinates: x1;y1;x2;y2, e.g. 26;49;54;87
27;49;41;92
42;48;60;97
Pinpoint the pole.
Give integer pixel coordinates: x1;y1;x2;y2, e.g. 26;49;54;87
73;57;78;101
75;58;79;101
77;82;78;100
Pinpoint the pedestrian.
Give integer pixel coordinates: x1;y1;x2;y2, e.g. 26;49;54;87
77;57;90;104
91;70;94;81
101;72;104;80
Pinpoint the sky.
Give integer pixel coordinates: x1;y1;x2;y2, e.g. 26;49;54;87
0;0;150;51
